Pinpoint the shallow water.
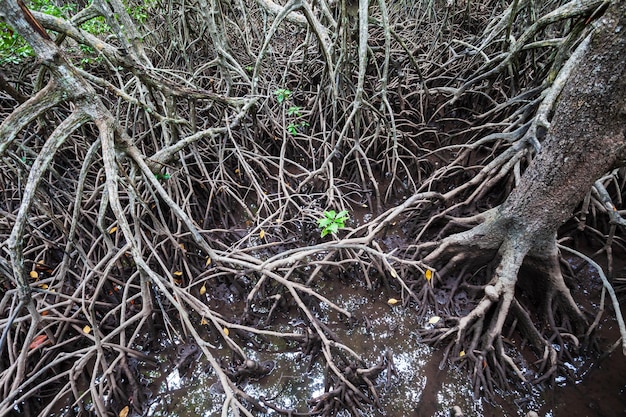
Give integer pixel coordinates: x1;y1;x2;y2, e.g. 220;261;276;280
142;283;546;417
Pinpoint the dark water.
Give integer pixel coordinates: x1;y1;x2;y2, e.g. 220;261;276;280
138;279;626;417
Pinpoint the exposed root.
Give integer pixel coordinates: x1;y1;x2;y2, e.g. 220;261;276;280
419;213;591;397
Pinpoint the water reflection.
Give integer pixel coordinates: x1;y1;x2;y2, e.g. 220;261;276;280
144;286;519;416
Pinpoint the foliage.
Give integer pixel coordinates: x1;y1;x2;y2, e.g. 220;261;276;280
317;210;349;237
0;0;153;65
154;172;171;180
274;88;292;103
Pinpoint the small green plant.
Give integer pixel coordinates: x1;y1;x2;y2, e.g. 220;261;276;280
287;106;302;116
275;90;310;136
317;210;349;237
287;121;310;135
154;172;171;180
274;88;292;103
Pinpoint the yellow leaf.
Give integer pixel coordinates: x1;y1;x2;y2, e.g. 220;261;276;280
223;327;229;336
387;298;399;305
201;318;208;325
119;405;129;417
29;270;39;279
200;284;207;295
179;243;185;250
205;257;212;266
390;268;398;278
83;325;92;334
39;283;49;290
259;229;266;239
428;316;441;324
173;271;183;276
459;350;465;357
425;269;433;281
109;226;117;234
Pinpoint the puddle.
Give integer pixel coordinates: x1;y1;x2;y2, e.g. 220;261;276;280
142;284;510;416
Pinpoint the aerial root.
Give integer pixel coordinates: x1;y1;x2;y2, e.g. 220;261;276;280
417;216;593;396
308;352;391;416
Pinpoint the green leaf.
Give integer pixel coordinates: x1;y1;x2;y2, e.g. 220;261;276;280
317;217;333;228
287;106;302;116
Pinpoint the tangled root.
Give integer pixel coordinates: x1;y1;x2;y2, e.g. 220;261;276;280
416;213;589;397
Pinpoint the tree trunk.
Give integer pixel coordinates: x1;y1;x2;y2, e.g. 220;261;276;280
423;0;626;395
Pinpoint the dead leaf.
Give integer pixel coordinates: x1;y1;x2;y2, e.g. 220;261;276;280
428;316;441;324
205;257;212;266
29;270;39;279
200;284;207;295
29;335;48;350
83;325;92;334
109;226;117;234
223;327;230;336
173;271;183;276
118;405;129;417
424;269;433;281
387;298;399;305
259;229;266;239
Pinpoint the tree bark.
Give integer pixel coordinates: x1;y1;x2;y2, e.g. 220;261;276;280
422;0;626;394
500;1;626;246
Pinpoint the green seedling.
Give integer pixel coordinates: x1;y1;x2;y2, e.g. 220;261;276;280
287;106;302;117
154;173;171;180
274;88;292;103
287;121;310;135
317;210;349;237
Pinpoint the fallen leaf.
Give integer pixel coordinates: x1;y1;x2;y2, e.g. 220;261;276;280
29;335;48;350
424;269;433;281
200;284;207;295
109;226;117;234
118;405;129;417
389;268;398;278
387;298;399;305
223;327;230;336
459;350;465;357
29;270;39;279
205;257;212;266
173;271;183;276
179;243;185;250
83;325;92;334
259;229;266;239
39;283;49;289
428;316;441;324
201;318;208;325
